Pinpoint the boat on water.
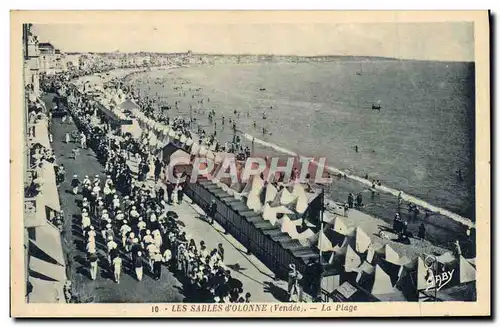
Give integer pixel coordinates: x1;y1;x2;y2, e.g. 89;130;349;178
372;100;381;111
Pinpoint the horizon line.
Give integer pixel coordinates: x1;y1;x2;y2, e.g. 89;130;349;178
64;51;474;64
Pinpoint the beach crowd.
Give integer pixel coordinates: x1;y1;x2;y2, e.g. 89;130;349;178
43;71;253;304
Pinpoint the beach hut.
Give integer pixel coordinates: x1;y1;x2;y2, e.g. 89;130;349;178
367;265;398;296
353;227;372;254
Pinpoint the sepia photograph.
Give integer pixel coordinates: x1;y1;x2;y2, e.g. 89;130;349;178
10;10;490;317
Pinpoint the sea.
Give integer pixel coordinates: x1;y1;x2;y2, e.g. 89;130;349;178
127;60;475;226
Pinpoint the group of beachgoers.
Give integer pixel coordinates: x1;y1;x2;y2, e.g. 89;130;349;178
43;70;254;303
112;74;260;161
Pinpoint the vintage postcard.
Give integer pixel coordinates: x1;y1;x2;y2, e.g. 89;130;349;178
10;10;490;318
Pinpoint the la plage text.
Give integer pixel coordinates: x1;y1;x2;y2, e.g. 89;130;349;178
170;303;357;313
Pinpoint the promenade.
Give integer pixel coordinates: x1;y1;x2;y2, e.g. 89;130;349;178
45;93;282;303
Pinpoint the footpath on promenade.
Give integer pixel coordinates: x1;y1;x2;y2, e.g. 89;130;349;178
45;93;283;303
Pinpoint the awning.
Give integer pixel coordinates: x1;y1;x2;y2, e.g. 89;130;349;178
28;276;65;303
34;120;50;149
29;224;66;266
40;162;61;212
29;256;66;282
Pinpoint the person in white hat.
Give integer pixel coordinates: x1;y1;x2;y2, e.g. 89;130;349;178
88;251;98;281
86;237;96;256
115;209;124;223
112;195;120;211
146;243;159;271
134;251;144;281
83;175;91;186
152;251;163;280
71;174;80;195
81;197;89;212
137;217;147;234
121;223;132;249
81;209;91;237
143;230;154;245
106;235;118;264
112;255;122;284
287;263;302;302
130;206;139;219
103;183;111;202
103;223;114;241
92;182;101;198
87;226;96;244
152;229;162;249
80;132;87;149
105;175;113;187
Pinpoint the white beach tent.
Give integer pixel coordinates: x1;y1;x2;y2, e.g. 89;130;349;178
354;227;372;254
280;215;302;239
249;174;265;196
369;265;396;295
368;243;401;265
291;183;309;214
344;244;362;272
264;183;278;204
262;203;281;226
246;191;263;212
297;228;316;246
459;255;476;283
327;216;353;236
310;228;334;252
353;261;376;283
261;203;294;224
240;176;255;196
270;188;297;207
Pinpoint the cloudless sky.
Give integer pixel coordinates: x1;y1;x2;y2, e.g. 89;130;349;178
32;22;474;62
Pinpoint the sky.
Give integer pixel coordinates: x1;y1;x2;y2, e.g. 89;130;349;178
32;22;474;62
